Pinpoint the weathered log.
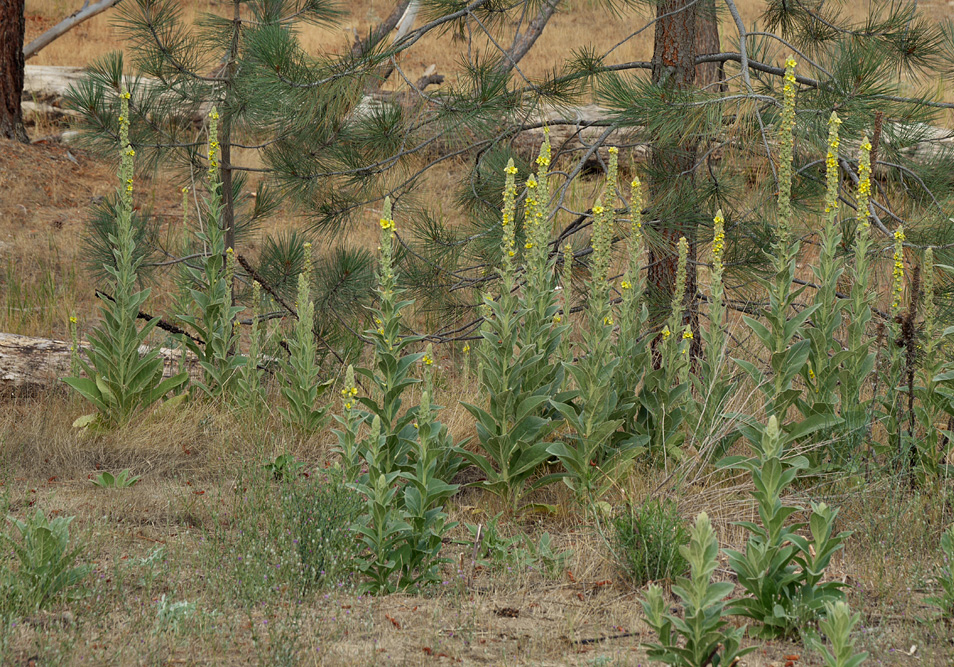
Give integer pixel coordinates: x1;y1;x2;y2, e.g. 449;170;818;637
0;332;197;398
22;65;954;164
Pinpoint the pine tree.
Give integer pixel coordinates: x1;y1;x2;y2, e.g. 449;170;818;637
66;0;954;353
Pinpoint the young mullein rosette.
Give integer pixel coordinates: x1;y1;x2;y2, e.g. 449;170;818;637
64;89;188;425
803;111;846;453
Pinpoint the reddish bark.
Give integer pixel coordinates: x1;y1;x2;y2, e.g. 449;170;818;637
1;0;29;143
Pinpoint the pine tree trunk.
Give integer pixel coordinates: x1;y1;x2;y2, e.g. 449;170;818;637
649;0;698;338
1;0;29;143
694;0;724;91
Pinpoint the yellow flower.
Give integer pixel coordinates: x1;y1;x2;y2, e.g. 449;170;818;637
682;329;693;340
592;205;604;215
209;109;219;120
603;316;614;326
69;316;78;324
120;90;131;100
462;344;470;353
661;327;672;340
423;355;433;366
380;217;394;230
505;164;518;175
621;280;631;290
525;242;533;249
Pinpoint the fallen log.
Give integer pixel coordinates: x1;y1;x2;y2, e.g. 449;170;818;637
22;65;954;164
0;332;197;398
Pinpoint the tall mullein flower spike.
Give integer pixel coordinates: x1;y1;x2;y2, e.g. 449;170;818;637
379;197;396;294
892;226;906;315
225;247;236;291
422;342;435;395
68;314;80;376
207;107;220;181
499;160;519;285
341;364;359;412
590;200;612;290
302;241;313;286
856;135;872;233
824;111;842;224
181;186;190;229
119;90;134;207
924;247;936;351
669;236;690;327
777;57;798;244
524;174;540;253
606;147;619;208
535;128;552;222
627;175;646;300
560;243;574;323
711;210;725;304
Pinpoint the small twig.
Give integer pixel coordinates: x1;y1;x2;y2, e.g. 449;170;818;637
94;290;204;345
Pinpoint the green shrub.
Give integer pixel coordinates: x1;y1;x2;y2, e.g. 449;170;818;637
815;601;869;667
613;499;689;587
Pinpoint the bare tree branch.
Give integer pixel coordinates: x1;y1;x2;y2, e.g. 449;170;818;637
23;0;122;61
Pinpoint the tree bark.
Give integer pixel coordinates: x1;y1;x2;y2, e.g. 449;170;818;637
694;0;724;91
1;0;29;143
649;0;698;337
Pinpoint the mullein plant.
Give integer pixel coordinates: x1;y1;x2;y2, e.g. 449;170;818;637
689;210;737;460
178;108;246;400
353;198;424;474
64;90;188;426
838;137;877;462
518;130;567;393
736;57;818;423
277;242;333;433
801;112;847;461
911;248;954;480
815;601;869;667
234;281;270;415
637;237;693;467
548;180;643;505
719;415;851;638
612;176;652;430
877;225;907;462
641;512;755;667
462;158;564;510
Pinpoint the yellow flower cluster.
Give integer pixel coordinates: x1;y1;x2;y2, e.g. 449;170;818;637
682;329;693;340
621;280;632;290
892;226;905;312
603;315;614;327
857;136;872;233
341;366;359;411
823;111;842;217
422;354;433;366
661;326;672;340
462;343;471;353
500;159;519;276
712;210;725;274
207;107;219;179
379;217;394;230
